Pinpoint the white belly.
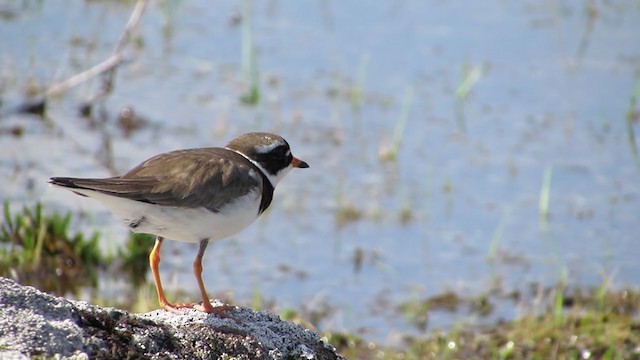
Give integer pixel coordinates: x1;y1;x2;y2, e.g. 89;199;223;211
63;188;261;242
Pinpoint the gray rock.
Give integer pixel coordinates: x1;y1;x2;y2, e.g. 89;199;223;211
0;278;344;360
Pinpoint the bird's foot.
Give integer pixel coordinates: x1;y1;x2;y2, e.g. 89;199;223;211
160;300;237;320
195;301;238;321
160;301;195;314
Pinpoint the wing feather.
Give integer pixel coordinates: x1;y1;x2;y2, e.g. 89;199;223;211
50;148;261;212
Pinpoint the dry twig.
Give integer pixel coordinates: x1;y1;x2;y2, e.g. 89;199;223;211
7;0;149;116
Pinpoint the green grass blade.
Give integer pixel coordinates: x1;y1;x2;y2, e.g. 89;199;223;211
539;165;553;232
487;207;511;261
3;200;13;231
351;53;370;109
625;74;640;171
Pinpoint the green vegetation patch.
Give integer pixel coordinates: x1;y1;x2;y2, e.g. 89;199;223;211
0;201;106;296
329;286;640;359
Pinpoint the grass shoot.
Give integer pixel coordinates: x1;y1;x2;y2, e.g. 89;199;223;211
239;0;260;105
350;53;370;110
625;74;640;171
379;86;414;162
487;206;511;261
454;62;485;133
538;165;553;232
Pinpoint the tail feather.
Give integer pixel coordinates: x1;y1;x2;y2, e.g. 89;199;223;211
49;177;92;197
48;176;157;203
49;177;82;189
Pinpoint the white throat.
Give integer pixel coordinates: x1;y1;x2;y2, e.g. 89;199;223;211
227;148;292;187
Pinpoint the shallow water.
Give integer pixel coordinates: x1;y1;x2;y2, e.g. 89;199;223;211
1;0;639;343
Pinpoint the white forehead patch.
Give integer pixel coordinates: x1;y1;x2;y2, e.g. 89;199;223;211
255;141;282;154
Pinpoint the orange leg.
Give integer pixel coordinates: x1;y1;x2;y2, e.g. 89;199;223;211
149;236;194;313
192;239;235;317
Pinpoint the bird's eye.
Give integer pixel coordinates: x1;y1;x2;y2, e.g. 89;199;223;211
273;146;288;158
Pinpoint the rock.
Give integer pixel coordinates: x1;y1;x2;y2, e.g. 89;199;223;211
0;278;344;360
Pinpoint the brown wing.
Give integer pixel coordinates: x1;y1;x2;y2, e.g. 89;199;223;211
49;148;262;212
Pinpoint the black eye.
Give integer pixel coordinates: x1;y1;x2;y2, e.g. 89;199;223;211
272;146;288;158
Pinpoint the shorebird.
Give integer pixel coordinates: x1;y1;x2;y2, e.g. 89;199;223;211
50;132;309;315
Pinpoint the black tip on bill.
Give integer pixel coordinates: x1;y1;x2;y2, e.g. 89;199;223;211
293;157;309;169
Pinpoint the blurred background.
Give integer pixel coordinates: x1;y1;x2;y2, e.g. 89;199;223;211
1;0;639;347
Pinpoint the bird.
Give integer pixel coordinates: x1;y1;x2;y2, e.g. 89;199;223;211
49;132;309;316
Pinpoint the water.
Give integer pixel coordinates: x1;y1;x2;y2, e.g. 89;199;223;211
1;0;639;344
